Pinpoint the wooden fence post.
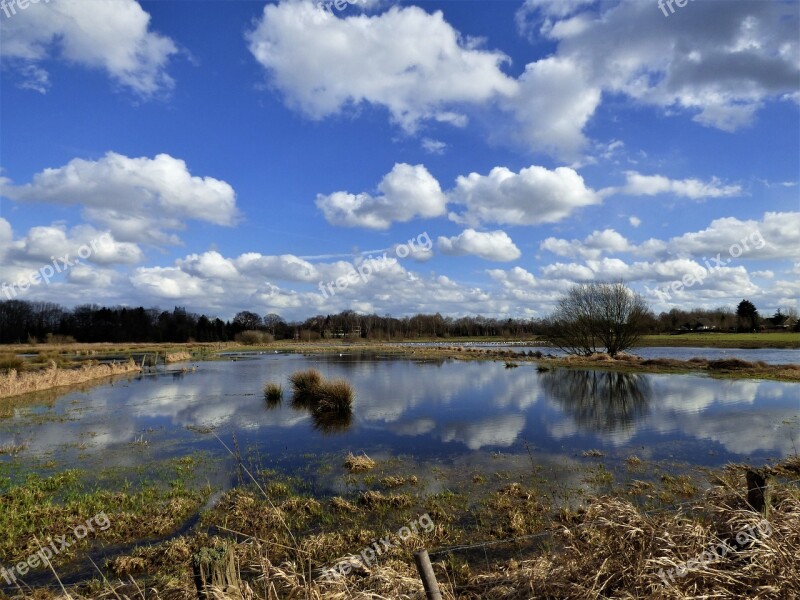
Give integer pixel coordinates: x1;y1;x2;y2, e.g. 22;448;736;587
745;469;771;518
414;549;443;600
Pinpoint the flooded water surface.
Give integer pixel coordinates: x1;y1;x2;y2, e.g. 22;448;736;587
1;352;798;491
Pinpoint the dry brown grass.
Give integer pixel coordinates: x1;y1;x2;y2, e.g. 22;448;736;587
314;379;354;413
0;360;140;399
358;490;412;508
0;353;25;372
4;465;798;600
445;473;800;599
165;351;192;363
343;452;376;473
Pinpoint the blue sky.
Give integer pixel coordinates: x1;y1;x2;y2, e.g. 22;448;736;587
1;0;798;320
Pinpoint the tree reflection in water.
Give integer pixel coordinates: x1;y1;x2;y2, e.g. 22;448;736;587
541;369;652;432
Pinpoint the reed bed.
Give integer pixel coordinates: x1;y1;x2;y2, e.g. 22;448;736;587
0;360;140;399
165;350;193;363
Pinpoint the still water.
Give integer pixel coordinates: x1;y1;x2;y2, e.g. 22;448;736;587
398;343;800;364
1;353;798;488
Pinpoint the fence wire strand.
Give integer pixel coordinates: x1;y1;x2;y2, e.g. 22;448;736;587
425;473;800;597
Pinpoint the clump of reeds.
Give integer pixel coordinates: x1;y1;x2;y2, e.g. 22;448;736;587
344;452;376;473
315;379;354;413
504;361;519;369
289;369;354;413
0;354;25;373
289;368;323;404
264;382;283;405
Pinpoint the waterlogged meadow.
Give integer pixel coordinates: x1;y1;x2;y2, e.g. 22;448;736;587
0;351;798;597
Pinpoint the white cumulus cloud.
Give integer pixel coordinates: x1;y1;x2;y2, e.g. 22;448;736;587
449;165;600;227
316;163;447;229
247;1;516;133
0;152;238;245
438;229;521;262
0;0;177;96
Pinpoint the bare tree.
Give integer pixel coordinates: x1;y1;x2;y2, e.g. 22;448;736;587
541;282;650;356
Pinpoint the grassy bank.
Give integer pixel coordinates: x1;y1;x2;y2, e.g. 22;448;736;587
0;360;141;399
271;343;800;381
0;452;797;599
637;332;799;348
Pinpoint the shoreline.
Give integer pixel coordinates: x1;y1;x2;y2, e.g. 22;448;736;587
0;360;141;400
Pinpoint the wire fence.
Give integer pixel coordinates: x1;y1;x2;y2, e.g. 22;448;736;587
422;473;800;598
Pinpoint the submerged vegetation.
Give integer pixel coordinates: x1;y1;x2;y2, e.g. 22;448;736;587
0;454;797;599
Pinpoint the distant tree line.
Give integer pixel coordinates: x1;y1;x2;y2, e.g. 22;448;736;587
0;298;795;345
656;301;798;333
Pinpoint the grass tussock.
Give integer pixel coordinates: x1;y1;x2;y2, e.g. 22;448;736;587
315;379;355;413
0;359;140;399
289;369;354;413
0;353;25;373
264;381;284;405
344;452;376;473
289;368;323;401
504;361;519;369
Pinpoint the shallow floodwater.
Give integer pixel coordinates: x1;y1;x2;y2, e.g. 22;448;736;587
1;353;798;490
398;342;800;364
